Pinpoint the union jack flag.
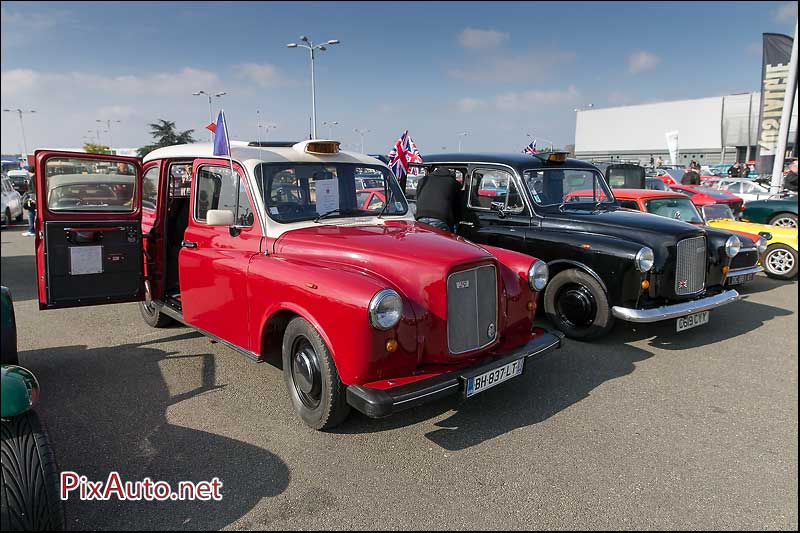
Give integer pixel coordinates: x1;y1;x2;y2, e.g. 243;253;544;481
388;130;423;180
523;140;537;155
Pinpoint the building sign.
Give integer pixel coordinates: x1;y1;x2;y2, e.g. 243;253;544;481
755;33;794;175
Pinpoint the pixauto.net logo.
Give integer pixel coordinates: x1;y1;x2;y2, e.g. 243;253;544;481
60;472;223;502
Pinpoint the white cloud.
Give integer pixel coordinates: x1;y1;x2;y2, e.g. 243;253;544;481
234;63;294;88
458;27;510;49
627;50;661;74
1;6;71;47
771;2;798;23
494;86;579;111
0;69;37;96
457;97;487;112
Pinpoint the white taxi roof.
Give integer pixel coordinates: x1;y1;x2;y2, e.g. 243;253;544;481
142;140;387;168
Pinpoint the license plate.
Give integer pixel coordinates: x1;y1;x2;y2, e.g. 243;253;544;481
465;358;524;398
726;272;755;285
676;311;710;332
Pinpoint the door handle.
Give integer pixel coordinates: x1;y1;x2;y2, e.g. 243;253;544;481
459;221;474;227
181;240;198;249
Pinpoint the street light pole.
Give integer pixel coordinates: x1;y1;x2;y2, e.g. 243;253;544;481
457;131;468;152
3;108;35;159
322;120;339;138
287;36;340;139
96;119;121;153
354;128;370;153
193;90;227;140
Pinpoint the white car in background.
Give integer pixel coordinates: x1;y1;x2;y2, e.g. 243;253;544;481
1;176;24;226
703;177;777;203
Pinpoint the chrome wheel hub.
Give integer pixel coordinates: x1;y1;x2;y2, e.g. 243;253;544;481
766;249;795;274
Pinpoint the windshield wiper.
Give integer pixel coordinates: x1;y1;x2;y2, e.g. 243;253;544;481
314;208;364;222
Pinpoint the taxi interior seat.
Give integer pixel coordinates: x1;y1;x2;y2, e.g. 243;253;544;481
165;197;190;297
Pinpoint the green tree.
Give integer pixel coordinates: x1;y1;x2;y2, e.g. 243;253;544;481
83;143;111;154
137;119;195;157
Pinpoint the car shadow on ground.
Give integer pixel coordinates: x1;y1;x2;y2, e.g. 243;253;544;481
18;334;290;531
602;296;792;351
733;274;797;295
0;253;37;302
335;338;654;452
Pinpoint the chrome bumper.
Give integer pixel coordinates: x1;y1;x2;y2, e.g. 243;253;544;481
611;289;740;323
727;265;764;277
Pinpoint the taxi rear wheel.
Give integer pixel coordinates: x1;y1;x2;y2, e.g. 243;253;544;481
282;317;350;430
763;244;798;280
138;300;174;328
544;269;614;340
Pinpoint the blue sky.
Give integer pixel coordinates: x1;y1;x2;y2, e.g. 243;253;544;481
1;1;797;155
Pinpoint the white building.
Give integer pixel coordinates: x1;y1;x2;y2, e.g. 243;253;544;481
574;92;797;166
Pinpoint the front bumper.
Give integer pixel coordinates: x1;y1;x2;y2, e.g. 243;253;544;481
726;265;764;278
346;331;563;418
611;289;740;323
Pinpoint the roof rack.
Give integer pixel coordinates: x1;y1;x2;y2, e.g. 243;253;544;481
247;141;298;148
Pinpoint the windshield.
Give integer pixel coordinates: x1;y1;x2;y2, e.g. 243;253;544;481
644;197;703;223
523;168;615;208
702;204;735;221
694;186;734;199
666;169;685;181
255;163;407;223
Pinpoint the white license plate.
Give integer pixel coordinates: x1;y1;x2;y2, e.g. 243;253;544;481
676;311;710;332
465;358;524;398
726;273;755;285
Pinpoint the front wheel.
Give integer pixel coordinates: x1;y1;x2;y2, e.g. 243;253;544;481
282;317;350;430
769;213;797;228
763;244;798;280
544;269;615;340
0;411;65;531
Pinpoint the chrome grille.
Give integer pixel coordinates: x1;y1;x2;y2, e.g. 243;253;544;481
675;236;706;295
447;265;498;354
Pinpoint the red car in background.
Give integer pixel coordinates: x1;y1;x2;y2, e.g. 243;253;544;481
670;184;744;217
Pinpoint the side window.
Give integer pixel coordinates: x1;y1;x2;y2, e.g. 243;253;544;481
469;168;523;212
619;200;640;210
142;166;159;211
726;182;742;193
194;166;254;227
44;156;137;212
169;162;193;197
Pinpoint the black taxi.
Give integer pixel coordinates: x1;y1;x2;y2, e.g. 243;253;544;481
413;151;742;340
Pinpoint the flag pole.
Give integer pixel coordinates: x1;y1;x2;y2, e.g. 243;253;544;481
221;110;239;226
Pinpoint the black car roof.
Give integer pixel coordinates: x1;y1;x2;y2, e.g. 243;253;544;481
420;153;598;173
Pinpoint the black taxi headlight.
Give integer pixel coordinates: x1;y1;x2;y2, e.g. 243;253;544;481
635;247;655;272
528;261;549;291
725;235;741;257
368;289;403;330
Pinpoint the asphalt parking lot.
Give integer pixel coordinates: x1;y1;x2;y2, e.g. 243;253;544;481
1;225;797;530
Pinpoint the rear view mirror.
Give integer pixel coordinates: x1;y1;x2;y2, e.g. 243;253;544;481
206;209;235;226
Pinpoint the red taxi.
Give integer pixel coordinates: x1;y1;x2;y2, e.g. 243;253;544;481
32;141;560;430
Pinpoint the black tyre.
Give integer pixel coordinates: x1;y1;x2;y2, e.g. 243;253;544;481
763;243;798;280
0;411;65;531
138;300;174;328
768;212;797;228
282;317;350;430
544;269;615;340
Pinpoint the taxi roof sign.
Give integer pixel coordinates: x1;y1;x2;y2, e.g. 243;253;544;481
295;140;340;155
533;151;568;163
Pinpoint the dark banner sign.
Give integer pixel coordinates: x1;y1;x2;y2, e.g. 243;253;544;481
755;33;794;175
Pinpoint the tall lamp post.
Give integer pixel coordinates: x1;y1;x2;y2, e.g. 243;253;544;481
354;128;370;153
96;119;121;153
287;36;340;139
322;120;339;138
457;131;469;152
3;108;36;159
193;90;227;140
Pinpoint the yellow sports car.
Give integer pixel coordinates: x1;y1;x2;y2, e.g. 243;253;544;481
701;204;798;280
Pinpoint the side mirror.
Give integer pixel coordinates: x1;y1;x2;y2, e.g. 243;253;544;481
490;201;507;218
206;209;235;226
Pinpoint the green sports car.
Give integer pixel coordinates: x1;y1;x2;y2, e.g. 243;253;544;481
740;196;798;228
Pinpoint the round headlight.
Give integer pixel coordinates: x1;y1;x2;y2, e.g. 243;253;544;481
528;261;549;291
756;236;768;255
725;235;741;257
635;246;655;272
368;289;403;330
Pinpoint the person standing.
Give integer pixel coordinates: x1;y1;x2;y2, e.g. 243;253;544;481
728;162;741;178
414;167;462;232
21;174;36;237
656;156;664;167
681;166;700;185
785;160;798;193
740;163;750;179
